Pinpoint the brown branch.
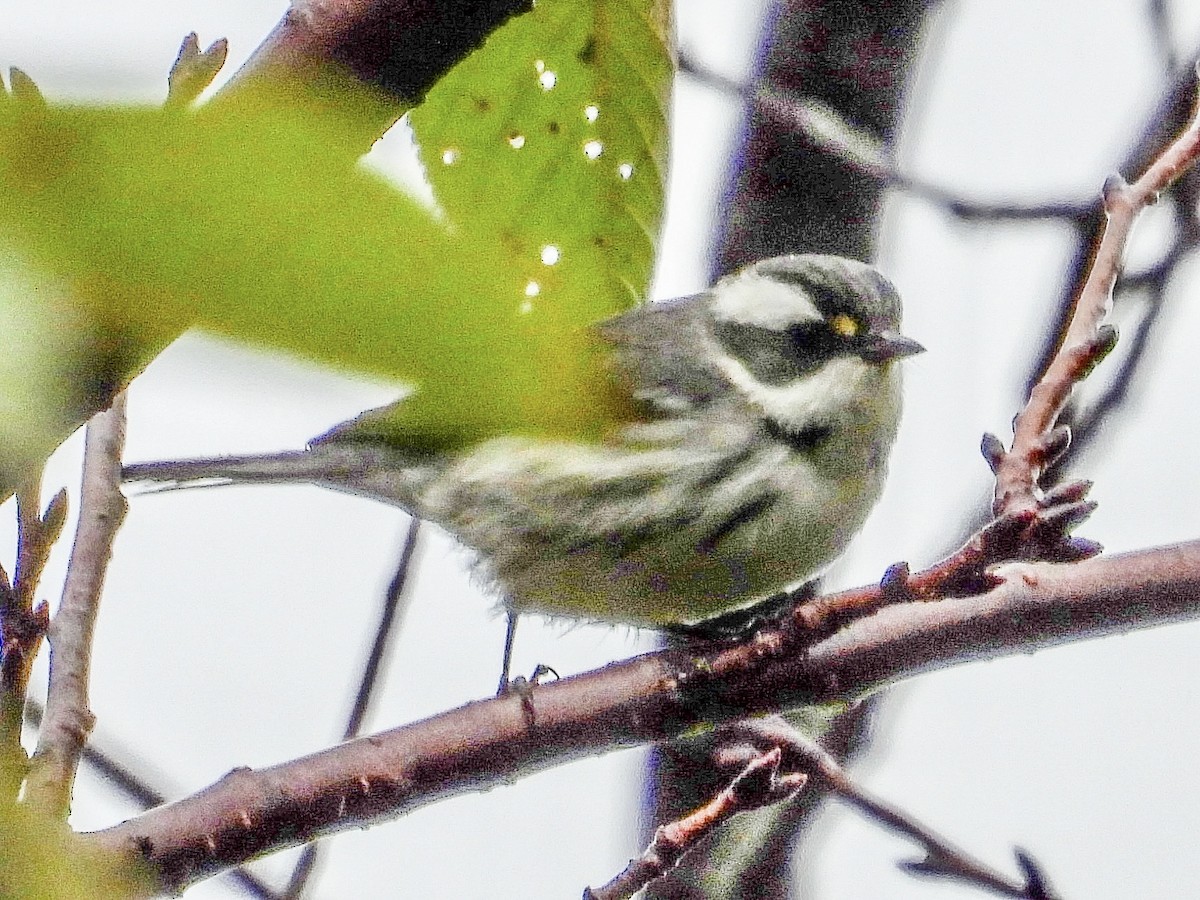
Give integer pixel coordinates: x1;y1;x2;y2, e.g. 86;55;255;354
24;395;128;819
21;699;285;900
715;718;1055;899
585;749;806;900
0;480;63;801
678;51;1094;225
995;154;1191;514
212;0;534;146
988;80;1200;518
81;540;1200;894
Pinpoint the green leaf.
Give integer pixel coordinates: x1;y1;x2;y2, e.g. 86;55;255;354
0;1;673;489
412;0;671;317
0;801;146;898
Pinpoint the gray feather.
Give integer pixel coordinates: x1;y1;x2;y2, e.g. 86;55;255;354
122;443;437;510
596;293;731;413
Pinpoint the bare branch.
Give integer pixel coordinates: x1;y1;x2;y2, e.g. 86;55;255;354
80;540;1200;893
678;51;1094;224
585;748;806;900
22;699;285;899
994;83;1200;519
0;479;62;801
716;718;1055;898
24;395;128;819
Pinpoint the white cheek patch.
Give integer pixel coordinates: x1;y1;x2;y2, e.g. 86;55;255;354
709;271;823;329
714;353;874;430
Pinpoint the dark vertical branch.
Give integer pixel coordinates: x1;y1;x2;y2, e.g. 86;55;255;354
648;3;937;897
716;0;937;275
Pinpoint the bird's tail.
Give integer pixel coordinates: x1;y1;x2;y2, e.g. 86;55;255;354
122;443;434;511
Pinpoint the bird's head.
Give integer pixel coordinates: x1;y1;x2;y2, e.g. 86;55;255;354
705;254;925;443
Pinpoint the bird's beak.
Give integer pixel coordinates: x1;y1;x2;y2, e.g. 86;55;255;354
857;330;926;364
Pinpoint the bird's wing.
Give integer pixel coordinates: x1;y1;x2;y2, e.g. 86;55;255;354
595;293;732;414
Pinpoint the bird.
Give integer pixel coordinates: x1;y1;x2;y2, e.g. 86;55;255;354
124;253;923;635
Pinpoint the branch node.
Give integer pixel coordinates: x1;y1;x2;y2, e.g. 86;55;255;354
980;432;1007;473
1015;847;1056;899
1102;172;1130;205
7;67;44;105
880;562;912;602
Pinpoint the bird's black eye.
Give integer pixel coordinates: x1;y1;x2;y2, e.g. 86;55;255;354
785;321;839;357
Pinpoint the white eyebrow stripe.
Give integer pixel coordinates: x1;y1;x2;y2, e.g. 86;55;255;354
709;270;823;329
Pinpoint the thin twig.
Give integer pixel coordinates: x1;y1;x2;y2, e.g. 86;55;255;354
24;395;128;819
1065;167;1200;455
716;718;1055;899
678;51;1093;224
584;748;806;900
0;478;67;801
281;516;421;900
993;83;1200;516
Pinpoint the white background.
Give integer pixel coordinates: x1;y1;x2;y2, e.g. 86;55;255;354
3;1;1200;897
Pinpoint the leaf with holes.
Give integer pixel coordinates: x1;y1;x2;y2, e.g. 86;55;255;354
414;0;670;312
352;0;674;445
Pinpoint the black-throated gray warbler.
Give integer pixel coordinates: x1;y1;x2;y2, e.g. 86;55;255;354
125;254;923;627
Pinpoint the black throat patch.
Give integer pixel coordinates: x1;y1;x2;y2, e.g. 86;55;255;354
764;417;832;453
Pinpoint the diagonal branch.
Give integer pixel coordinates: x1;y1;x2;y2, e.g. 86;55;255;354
23;699;285;900
993;96;1200;518
80;539;1200;894
678;51;1095;225
585;748;806;900
714;718;1056;899
213;0;534;145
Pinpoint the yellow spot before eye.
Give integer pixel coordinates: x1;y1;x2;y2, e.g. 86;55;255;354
830;313;860;337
